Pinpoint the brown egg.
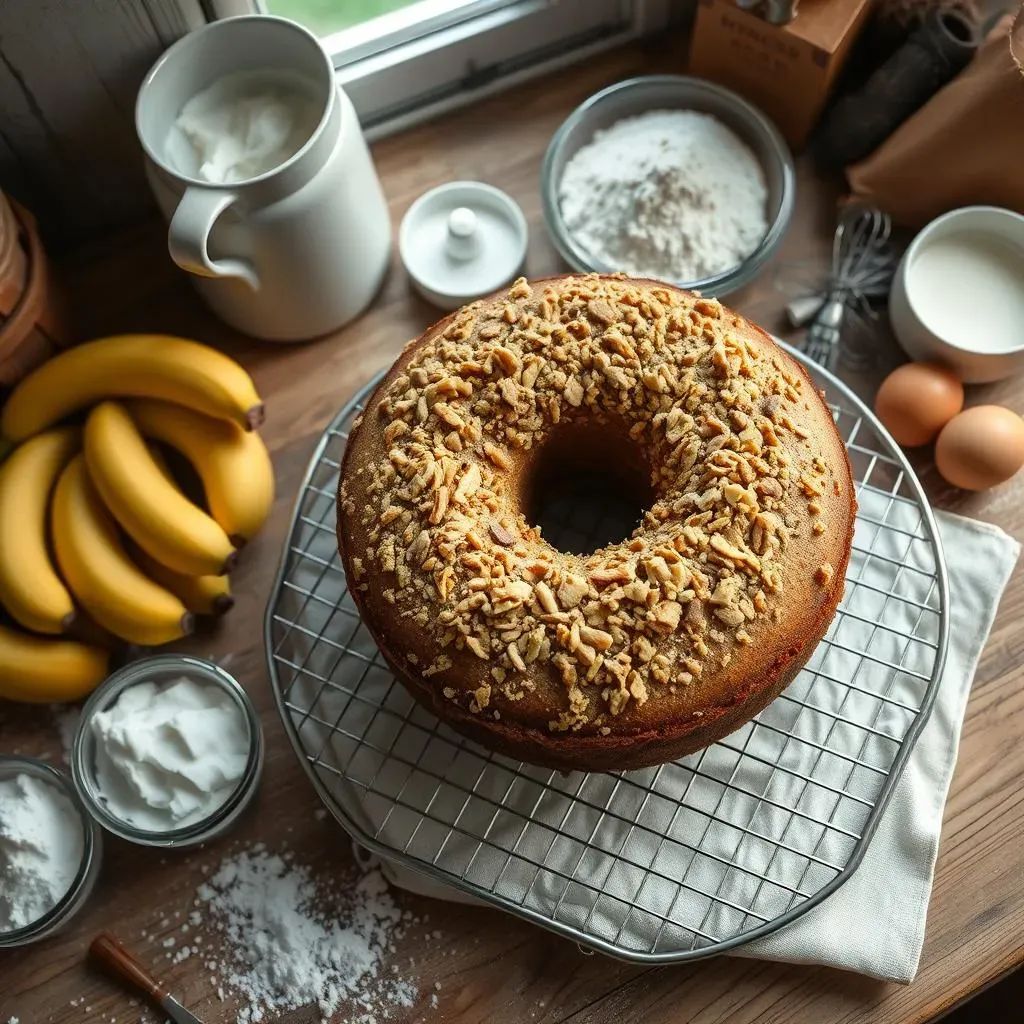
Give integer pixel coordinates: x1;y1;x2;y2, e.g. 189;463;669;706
874;363;964;447
935;405;1024;490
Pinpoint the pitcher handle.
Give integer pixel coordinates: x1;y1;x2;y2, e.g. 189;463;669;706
167;187;259;290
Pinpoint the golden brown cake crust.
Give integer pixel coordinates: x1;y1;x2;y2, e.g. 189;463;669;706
337;275;855;771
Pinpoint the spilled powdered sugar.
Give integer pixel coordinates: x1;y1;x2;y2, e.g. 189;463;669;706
195;844;417;1023
51;704;82;763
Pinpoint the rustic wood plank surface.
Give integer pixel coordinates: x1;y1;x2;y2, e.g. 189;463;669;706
2;39;1022;1024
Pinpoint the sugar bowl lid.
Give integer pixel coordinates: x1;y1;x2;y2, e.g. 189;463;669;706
399;181;528;311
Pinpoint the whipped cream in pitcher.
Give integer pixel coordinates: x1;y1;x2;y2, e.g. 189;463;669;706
167;70;322;185
136;16;392;342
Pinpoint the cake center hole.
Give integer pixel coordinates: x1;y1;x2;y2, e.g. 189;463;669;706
526;424;656;555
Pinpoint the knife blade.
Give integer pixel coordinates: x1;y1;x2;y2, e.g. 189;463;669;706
89;932;205;1024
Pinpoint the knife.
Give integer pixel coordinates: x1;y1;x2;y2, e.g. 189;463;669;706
89;932;204;1024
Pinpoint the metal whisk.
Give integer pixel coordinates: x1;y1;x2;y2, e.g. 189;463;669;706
796;204;897;372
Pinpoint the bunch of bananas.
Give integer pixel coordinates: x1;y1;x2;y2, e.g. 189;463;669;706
0;335;273;703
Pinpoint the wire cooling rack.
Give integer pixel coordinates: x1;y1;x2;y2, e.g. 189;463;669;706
265;340;949;963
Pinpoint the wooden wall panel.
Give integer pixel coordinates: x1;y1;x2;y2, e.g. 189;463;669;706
0;0;198;251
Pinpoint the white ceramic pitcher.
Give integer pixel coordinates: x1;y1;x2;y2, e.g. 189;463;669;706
136;16;391;342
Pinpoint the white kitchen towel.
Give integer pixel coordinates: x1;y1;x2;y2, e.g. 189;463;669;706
360;506;1018;982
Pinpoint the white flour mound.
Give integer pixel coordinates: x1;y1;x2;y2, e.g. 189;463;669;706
558;109;769;282
198;845;413;1023
0;773;84;931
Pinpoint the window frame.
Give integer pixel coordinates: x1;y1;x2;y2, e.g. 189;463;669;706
195;0;672;137
321;0;558;70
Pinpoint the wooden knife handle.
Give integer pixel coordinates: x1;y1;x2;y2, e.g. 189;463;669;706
89;933;168;1006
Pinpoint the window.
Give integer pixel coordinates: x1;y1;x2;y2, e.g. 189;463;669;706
200;0;672;136
265;1;536;47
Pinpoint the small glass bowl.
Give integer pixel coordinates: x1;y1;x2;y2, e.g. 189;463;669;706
541;75;795;297
71;654;264;849
0;756;103;947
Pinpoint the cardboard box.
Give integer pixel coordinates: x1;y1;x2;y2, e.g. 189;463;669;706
688;0;873;149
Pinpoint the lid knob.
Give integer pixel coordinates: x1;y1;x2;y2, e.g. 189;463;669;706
398;181;528;310
445;207;481;261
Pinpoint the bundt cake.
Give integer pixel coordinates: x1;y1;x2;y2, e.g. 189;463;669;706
337;275;855;771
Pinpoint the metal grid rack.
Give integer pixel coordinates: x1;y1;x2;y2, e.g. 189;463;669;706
265;341;949;962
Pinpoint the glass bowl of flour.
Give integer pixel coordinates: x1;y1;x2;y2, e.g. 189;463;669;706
542;76;795;297
0;757;103;946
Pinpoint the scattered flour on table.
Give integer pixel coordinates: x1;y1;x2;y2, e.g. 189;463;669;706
51;704;82;763
0;773;84;931
558;109;768;282
193;844;418;1023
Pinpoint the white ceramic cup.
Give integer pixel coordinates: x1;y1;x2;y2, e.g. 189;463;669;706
889;206;1024;384
136;16;391;342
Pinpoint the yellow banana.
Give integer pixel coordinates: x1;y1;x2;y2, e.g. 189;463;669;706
145;442;178;486
51;455;194;646
84;402;236;577
126;398;275;544
131;545;235;617
0;623;109;703
131;448;234;614
0;428;80;633
0;334;264;442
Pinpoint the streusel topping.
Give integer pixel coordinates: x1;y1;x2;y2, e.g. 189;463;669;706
339;276;840;732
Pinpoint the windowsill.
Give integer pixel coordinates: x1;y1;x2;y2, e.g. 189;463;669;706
350;28;635;141
331;0;678;138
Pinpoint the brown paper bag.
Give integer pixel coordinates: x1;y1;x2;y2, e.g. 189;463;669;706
846;5;1024;228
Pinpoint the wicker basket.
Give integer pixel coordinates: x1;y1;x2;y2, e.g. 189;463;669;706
0;191;70;394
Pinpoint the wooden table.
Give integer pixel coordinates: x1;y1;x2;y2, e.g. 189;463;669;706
2;38;1022;1024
